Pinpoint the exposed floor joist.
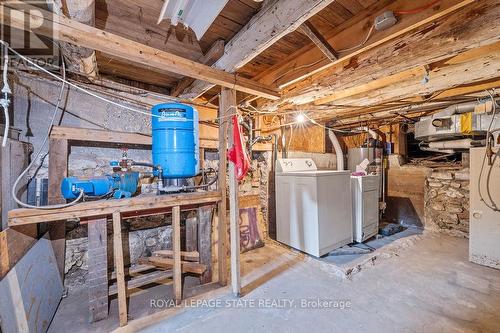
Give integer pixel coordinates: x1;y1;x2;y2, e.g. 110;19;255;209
263;0;499;111
297;21;338;62
255;0;475;89
179;0;338;100
1;2;280;100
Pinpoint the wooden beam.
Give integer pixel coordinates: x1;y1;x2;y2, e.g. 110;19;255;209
139;256;207;275
53;0;98;77
0;227;36;279
269;0;499;108
8;191;222;226
217;91;229;286
222;88;241;296
320;43;500;110
153;250;200;262
172;205;182;304
256;0;474;89
112;211;127;327
179;0;337;99
297;21;338;61
1;2;279;100
314;66;427;105
50;125;218;150
47;138;68;280
87;218;108;322
171;40;225;97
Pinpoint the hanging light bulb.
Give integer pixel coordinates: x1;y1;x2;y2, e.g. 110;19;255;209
295;113;305;123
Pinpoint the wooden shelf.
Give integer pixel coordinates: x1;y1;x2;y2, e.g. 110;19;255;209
8;191;221;226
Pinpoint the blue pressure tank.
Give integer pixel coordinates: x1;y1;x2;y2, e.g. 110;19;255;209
152;103;199;179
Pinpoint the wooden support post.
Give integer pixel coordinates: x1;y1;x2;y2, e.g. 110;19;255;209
47;138;68;280
87;217;108;322
112;212;127;327
221;88;241;296
198;205;213;284
172;206;182;304
217;90;229;286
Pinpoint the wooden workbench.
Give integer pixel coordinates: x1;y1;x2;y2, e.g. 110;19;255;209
8;191;221;326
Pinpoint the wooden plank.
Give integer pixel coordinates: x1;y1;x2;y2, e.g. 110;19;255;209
139;256;207;275
153;250;200;262
0;235;63;333
217;88;229;286
1;2;280;100
313;66;427;105
171;40;225;97
50;125;218;150
0;227;37;279
184;215;198;253
47;138;68;280
239;195;260;209
9;191;222;226
257;0;474;88
297;21;338;61
172;206;182;304
180;0;337;99
112;211;127;327
110;264;157;280
87;218;108;322
198;205;213;284
109;270;173;296
315;42;500;116
270;0;498;108
53;0;98;77
223;88;241;296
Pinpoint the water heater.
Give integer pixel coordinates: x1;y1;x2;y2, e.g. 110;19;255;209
151;103;199;181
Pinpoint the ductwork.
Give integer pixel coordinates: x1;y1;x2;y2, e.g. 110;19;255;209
328;130;344;170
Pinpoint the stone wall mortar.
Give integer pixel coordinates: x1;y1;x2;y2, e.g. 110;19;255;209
424;168;470;238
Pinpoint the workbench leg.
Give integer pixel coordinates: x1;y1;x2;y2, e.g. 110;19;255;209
87;218;109;322
198;206;213;284
172;206;182;304
47;138;69;280
112;212;127;327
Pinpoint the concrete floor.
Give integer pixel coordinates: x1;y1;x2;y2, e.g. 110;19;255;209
51;231;500;333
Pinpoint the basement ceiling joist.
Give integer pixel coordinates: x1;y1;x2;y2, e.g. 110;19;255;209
254;0;475;90
1;1;280;100
262;0;498;112
179;0;338;100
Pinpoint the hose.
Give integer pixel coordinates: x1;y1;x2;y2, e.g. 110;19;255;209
1;42;11;147
179;169;219;192
11;58;84;209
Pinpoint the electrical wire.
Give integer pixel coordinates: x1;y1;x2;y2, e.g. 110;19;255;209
1;42;11;147
0;40;166;119
11;55;85;209
336;25;375;54
477;89;499;212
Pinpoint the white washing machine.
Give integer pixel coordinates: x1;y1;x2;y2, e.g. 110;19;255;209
351;175;380;243
275;158;353;257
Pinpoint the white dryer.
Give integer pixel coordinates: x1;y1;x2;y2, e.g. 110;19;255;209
351;175;380;243
275;159;352;257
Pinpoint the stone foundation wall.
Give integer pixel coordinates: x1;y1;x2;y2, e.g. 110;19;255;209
424;168;470;238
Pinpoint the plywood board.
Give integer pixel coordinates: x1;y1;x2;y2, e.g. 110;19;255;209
0;235;63;333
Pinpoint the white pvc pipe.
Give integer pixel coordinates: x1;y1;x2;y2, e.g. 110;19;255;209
328;130;344;170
